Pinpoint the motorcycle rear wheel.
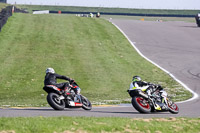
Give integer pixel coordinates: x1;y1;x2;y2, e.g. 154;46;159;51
132;96;151;113
47;93;65;110
81;95;92;110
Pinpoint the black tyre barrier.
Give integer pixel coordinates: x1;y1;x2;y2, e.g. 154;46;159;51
0;6;28;32
0;6;12;32
43;10;196;18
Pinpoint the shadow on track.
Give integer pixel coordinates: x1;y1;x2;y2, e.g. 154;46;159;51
9;107;85;111
90;110;170;115
180;26;199;28
9;108;170;115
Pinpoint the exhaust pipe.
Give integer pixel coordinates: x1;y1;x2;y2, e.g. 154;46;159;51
138;91;149;99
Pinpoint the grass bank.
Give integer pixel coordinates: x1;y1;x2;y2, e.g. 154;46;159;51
0;13;192;107
0;117;199;133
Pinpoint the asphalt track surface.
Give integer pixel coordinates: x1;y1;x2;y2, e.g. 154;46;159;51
1;19;200;118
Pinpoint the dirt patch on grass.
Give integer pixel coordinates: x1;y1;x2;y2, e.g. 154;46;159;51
0;131;15;133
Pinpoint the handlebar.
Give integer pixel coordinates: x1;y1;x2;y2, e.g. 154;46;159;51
69;80;75;84
148;83;163;90
69;80;79;87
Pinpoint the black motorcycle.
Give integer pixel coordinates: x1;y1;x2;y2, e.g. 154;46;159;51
127;84;179;114
43;81;92;110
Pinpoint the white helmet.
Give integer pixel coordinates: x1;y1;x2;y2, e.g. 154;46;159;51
132;76;141;82
46;68;55;74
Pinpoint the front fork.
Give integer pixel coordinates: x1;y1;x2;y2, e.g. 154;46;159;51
164;97;172;108
149;96;168;110
65;94;82;103
148;98;161;110
74;94;82;103
160;97;170;110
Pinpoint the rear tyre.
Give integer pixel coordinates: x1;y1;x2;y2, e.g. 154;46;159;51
167;100;179;114
47;93;65;110
81;95;92;110
131;96;151;113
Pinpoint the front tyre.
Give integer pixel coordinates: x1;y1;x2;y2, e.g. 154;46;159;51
81;95;92;110
167;100;179;114
47;93;65;110
131;96;151;113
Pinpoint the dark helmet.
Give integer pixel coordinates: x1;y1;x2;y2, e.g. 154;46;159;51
132;76;141;82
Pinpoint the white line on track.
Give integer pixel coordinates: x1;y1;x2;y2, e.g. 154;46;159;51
110;21;199;103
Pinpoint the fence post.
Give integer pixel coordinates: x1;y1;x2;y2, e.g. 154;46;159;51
12;6;15;14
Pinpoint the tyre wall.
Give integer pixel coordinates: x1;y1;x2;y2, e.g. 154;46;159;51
46;10;195;18
0;6;12;32
0;6;28;32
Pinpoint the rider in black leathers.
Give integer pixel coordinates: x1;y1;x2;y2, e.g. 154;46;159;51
195;13;200;27
44;68;73;90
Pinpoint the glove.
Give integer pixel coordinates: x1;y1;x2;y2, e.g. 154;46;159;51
70;79;75;83
154;84;162;90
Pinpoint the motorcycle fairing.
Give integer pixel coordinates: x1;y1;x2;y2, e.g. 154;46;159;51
43;85;62;94
128;89;148;99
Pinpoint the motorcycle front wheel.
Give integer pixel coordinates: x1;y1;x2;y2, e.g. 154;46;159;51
167;100;179;114
81;95;92;110
47;93;65;110
132;96;151;113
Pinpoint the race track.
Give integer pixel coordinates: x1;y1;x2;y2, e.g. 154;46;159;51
0;103;199;118
1;19;200;118
110;19;200;117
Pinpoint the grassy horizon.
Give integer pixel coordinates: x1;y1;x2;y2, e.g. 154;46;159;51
18;5;200;15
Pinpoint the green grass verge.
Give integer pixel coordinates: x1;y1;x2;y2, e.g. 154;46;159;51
0;13;192;107
18;5;200;15
0;117;200;133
